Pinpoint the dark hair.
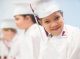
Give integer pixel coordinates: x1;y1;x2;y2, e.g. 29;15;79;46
3;28;17;33
21;14;36;23
57;10;63;16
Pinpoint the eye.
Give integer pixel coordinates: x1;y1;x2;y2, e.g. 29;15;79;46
3;29;9;31
15;18;19;21
44;20;50;24
54;16;60;21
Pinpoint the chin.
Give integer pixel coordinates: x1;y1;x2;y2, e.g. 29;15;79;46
51;28;62;36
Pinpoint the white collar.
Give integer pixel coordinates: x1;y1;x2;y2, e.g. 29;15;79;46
47;25;68;38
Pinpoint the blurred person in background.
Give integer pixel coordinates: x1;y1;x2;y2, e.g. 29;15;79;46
8;3;47;59
0;19;17;59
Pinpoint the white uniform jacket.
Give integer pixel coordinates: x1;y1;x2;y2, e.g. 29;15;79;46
38;25;80;59
0;35;17;59
8;24;47;59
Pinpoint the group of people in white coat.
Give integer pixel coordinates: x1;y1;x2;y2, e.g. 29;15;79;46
0;0;80;59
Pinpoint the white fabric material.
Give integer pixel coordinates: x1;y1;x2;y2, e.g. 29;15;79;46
0;19;16;29
0;40;8;56
25;24;48;59
8;24;47;59
38;25;80;59
34;1;60;18
7;32;25;59
13;3;33;16
0;35;17;57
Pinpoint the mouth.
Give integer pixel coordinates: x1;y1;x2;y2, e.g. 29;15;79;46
50;26;61;31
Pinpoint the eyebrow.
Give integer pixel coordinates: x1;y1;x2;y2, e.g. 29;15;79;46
43;18;50;21
54;15;60;18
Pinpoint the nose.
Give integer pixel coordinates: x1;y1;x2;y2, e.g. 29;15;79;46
50;22;58;28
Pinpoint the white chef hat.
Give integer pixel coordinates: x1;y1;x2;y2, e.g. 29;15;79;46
35;0;61;18
0;19;17;29
13;3;33;16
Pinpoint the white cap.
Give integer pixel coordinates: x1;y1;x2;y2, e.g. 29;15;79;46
13;3;33;16
0;19;17;29
35;1;60;18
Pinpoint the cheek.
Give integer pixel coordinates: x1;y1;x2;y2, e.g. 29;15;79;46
45;25;51;32
15;20;24;27
3;32;9;36
42;23;50;31
57;19;64;26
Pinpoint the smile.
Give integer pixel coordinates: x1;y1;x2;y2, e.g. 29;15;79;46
50;26;61;30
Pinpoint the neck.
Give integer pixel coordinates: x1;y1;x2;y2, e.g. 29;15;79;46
25;22;34;31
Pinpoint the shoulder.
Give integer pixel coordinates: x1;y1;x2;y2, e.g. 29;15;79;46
28;24;45;35
64;24;80;34
12;33;25;45
65;24;80;42
26;24;47;40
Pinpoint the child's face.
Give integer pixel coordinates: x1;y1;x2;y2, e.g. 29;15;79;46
2;29;15;41
14;15;33;29
40;11;64;36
